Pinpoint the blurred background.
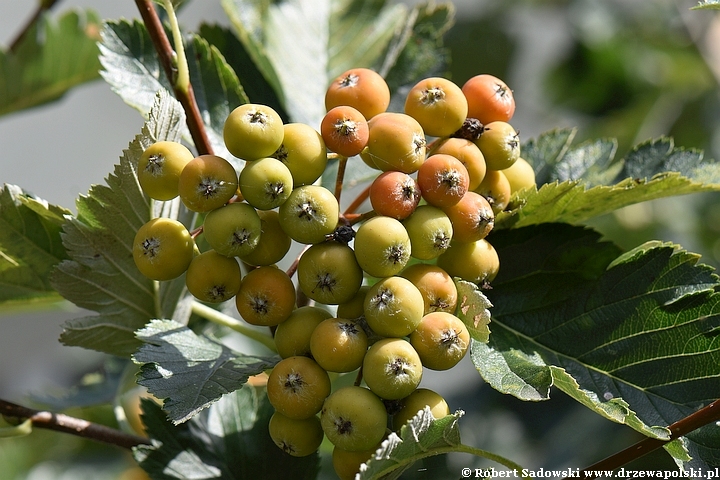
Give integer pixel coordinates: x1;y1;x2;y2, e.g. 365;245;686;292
1;0;718;478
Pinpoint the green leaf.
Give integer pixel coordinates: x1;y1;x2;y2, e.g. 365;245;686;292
0;184;70;304
382;2;454;92
220;0;450;127
198;24;286;118
134;385;320;480
358;408;465;480
692;1;720;10
454;279;492;343
0;9;102;117
185;33;250;160
473;223;720;465
97;19;171;115
505;134;720;229
52;91;191;357
133;319;279;424
327;0;408;79
99;21;248;160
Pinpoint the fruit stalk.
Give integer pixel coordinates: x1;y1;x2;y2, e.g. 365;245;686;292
135;0;214;155
191;301;277;352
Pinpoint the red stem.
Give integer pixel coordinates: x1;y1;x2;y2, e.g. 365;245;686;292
134;0;214;156
0;399;150;450
569;398;720;479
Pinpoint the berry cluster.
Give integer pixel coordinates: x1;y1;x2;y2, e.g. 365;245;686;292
131;67;535;478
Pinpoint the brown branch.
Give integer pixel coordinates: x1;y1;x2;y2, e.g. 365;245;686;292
568;398;720;479
0;398;151;450
334;156;349;204
134;0;214;156
8;0;62;53
343;183;371;216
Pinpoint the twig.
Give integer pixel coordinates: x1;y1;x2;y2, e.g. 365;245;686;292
0;399;151;450
191;301;277;353
334;155;349;203
134;0;214;156
8;0;62;53
568;399;720;479
343;183;371;215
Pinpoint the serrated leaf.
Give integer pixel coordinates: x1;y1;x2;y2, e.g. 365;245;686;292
498;173;720;230
134;384;320;480
473;223;720;466
506;134;720;229
692;1;720;10
98;20;172;117
52;91;191;357
133;319;279;424
0;9;102;117
0;184;70;304
99;20;248;160
454;279;492;343
358;408;464;480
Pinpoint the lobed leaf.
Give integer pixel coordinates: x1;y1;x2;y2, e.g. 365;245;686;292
0;9;102;117
134;385;320;480
133;319;279;424
473;223;720;466
52;91;191;357
0;184;70;304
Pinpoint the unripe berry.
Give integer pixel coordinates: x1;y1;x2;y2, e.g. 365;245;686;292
354;216;411;278
268;411;324;457
223;103;284;160
235;266;296;326
437;238;500;287
133;218;195;281
297;241;363;305
278;185;339;244
310;318;368;373
274;306;332;359
266;356;331;419
363;338;423;400
364;276;424;338
202;202;261;258
320;386;387;451
185;250;242;303
137;141;194;201
404;77;468;137
392;388;450;431
178;154;238;212
409;312;470;370
272;122;328;186
238;157;293;210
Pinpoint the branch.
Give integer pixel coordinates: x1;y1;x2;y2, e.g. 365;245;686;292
0;399;151;450
569;398;720;479
134;0;214;156
8;0;62;53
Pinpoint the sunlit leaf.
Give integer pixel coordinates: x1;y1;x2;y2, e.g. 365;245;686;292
133;319;278;424
52;91;192;357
